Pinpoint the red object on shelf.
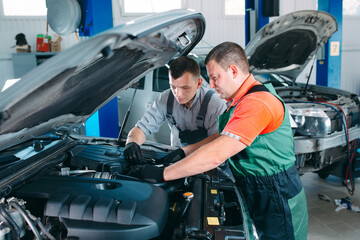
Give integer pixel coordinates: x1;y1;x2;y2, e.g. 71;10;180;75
36;34;51;52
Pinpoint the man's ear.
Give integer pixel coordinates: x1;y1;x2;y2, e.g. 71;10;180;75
229;65;238;79
197;78;203;89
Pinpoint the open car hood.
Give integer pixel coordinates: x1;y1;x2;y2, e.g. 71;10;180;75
0;9;205;151
245;10;337;79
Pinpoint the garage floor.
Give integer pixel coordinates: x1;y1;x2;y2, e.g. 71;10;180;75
302;173;360;240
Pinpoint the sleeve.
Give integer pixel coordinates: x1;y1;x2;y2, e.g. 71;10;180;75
221;94;276;146
205;94;227;136
135;91;168;136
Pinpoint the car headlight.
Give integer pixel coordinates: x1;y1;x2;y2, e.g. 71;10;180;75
288;107;331;137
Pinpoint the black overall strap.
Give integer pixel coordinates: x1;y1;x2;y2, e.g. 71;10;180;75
166;91;177;125
233;84;270;107
196;90;215;128
235;84;272;161
167;89;215;128
244;84;269;95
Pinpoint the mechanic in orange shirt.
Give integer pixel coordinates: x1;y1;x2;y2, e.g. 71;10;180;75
129;42;308;240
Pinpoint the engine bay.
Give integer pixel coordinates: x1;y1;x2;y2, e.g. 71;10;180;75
0;139;249;240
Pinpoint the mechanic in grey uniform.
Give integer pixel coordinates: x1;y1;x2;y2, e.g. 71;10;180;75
124;56;226;165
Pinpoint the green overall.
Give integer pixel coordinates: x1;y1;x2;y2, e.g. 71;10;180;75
218;83;308;240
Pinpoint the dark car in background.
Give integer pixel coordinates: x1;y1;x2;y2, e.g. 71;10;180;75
0;9;257;240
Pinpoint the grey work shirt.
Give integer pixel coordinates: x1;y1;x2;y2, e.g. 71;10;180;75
135;86;227;147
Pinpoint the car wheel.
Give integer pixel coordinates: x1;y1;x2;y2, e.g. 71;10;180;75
317;172;330;179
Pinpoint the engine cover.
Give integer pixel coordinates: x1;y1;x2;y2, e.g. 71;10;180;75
15;175;168;240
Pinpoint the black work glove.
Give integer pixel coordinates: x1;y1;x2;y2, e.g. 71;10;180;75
124;142;142;165
128;164;164;183
158;148;185;166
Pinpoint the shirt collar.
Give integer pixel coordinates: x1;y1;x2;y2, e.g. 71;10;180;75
230;74;260;108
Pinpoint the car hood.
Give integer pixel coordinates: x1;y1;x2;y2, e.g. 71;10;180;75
0;9;205;151
245;10;337;79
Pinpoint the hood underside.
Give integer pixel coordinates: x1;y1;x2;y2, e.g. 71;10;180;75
0;9;205;151
246;10;337;79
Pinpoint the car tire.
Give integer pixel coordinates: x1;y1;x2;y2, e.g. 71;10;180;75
317;172;330;179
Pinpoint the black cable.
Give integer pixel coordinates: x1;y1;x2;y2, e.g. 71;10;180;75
315;102;354;194
0;204;21;239
346;139;360;192
8;201;42;240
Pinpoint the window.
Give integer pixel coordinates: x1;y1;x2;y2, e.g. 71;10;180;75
153;66;170;92
224;0;245;16
343;0;360;15
121;0;181;15
2;0;46;16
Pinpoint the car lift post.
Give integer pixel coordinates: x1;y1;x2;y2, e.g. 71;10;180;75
245;0;279;45
80;0;120;138
316;0;343;88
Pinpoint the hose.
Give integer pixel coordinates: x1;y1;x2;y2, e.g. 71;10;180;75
8;201;42;240
0;204;21;239
28;213;56;240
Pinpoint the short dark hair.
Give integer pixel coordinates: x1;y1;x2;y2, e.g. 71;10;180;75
205;41;249;74
169;56;200;79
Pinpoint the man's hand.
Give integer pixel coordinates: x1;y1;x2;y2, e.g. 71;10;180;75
128;165;164;183
124;142;142;165
158;148;185;166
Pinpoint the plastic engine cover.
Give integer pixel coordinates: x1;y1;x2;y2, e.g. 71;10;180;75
15;175;168;239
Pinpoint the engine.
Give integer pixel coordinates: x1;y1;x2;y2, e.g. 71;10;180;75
0;142;249;240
